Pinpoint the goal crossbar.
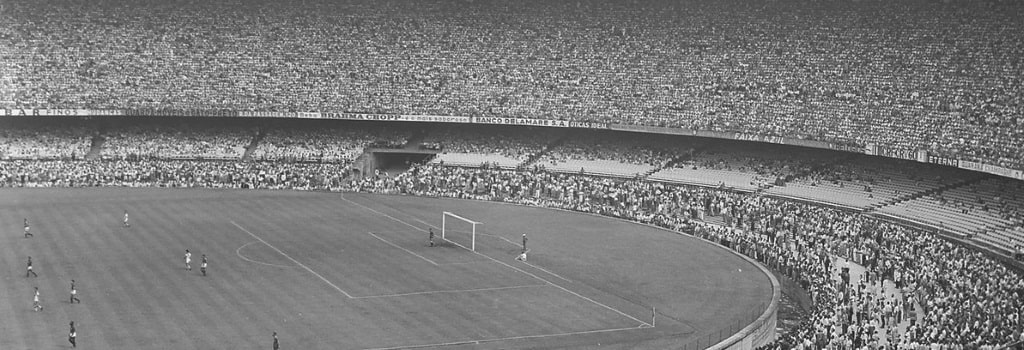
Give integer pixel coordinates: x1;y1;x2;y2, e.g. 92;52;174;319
442;211;480;251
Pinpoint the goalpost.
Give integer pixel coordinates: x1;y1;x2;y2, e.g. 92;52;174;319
441;212;479;251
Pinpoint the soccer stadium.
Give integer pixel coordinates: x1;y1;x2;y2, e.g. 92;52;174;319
1;0;1023;349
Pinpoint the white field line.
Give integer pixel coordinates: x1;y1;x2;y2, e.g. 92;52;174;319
481;233;573;283
235;241;297;268
436;260;489;265
351;284;547;300
360;324;649;350
381;204;574;283
367;231;438;266
230;221;354;299
339;195;651;327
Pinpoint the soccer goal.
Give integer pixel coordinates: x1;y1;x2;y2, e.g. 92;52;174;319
442;212;480;251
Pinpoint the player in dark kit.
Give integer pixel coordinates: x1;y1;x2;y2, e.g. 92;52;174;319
24;218;32;238
69;321;76;348
429;228;435;247
273;332;280;350
26;256;38;277
521;233;528;254
200;255;208;276
70;280;80;304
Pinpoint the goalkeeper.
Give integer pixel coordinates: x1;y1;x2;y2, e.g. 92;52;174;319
428;228;435;247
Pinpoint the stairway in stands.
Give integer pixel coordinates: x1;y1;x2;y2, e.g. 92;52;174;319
864;174;991;213
85;134;106;160
516;130;569;169
85;121;110;160
241;128;266;161
635;139;714;180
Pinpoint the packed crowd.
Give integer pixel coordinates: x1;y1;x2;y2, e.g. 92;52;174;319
250;123;407;163
0;159;354;190
253;129;364;162
354;163;1024;349
102;123;253;160
3;0;1023;169
0;121;93;160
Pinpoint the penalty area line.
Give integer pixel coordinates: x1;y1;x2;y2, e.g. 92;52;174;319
230;221;354;299
367;231;439;266
350;284;547;300
235;241;298;269
481;233;573;283
339;195;651;328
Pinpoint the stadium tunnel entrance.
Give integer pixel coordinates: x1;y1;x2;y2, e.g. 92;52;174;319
363;150;437;178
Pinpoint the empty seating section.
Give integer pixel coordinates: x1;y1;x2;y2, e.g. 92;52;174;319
537;159;657;178
432;153;523;169
878;199;994;236
534;132;683;178
648;167;759;191
766;182;879;209
770;157;975;209
878;178;1024;251
426;126;554;168
652;141;829;192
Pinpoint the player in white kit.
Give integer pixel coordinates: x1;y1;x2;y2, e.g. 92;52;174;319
70;280;81;304
33;287;43;311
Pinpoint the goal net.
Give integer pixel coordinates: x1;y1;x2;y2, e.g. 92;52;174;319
442;212;479;251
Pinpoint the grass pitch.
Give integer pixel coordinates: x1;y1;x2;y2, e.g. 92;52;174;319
0;188;771;349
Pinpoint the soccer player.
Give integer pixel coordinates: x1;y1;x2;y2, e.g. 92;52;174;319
428;228;435;247
184;249;192;271
26;256;38;277
123;210;130;228
24;218;32;238
273;332;280;350
200;255;208;276
69;321;76;348
515;251;527;262
33;287;43;312
521;233;528;254
70;280;80;304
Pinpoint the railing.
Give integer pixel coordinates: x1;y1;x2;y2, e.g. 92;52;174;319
676;302;770;350
679;229;780;350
